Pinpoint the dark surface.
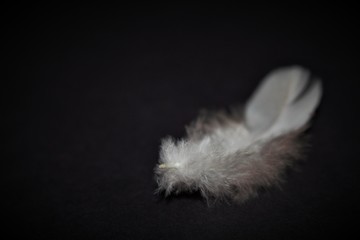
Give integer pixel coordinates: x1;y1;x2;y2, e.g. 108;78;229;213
5;5;360;239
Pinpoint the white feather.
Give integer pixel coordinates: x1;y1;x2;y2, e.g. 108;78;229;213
155;66;322;203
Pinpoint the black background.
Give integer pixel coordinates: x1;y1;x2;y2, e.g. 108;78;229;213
5;4;360;239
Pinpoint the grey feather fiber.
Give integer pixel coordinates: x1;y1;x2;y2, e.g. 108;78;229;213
155;66;322;203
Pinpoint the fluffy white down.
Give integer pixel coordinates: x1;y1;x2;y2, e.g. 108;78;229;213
154;66;322;203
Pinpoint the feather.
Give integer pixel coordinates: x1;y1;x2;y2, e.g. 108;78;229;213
154;66;322;203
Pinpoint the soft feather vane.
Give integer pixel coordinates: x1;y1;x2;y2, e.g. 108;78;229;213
155;66;322;203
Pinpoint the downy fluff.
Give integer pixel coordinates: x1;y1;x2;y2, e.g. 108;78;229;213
155;66;322;203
